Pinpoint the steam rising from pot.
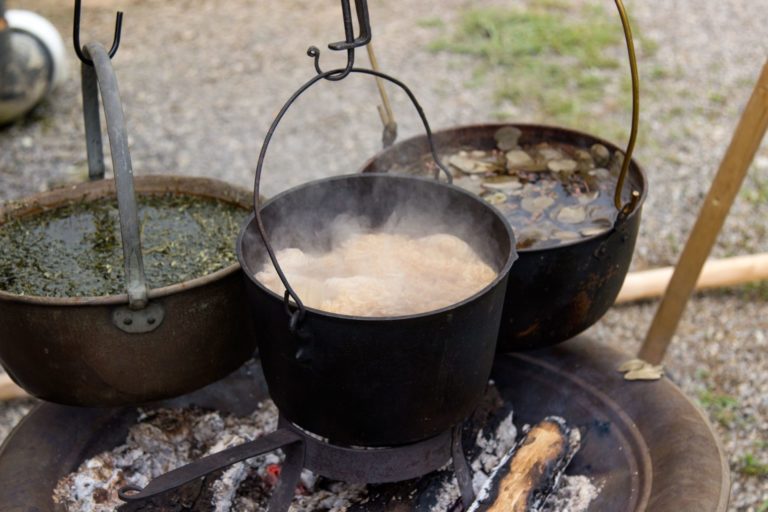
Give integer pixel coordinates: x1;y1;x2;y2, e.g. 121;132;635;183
246;174;514;317
255;215;497;317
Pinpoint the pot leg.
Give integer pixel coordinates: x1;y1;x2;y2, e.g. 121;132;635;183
267;441;306;512
117;428;302;505
452;424;475;508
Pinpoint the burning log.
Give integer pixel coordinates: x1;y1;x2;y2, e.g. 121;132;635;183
467;417;580;512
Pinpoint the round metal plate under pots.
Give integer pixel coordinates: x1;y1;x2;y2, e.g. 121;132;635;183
0;338;729;511
495;337;730;511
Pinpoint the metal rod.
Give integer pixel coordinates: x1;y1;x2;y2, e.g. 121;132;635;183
328;0;371;51
452;425;475;508
0;1;11;80
84;43;148;309
73;0;123;65
613;0;640;212
119;428;303;502
81;62;105;180
639;59;768;364
267;442;306;512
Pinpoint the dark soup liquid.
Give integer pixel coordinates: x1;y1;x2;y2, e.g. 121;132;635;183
0;193;249;297
389;126;627;250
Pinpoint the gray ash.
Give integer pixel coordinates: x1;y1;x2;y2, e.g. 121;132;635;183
53;392;598;511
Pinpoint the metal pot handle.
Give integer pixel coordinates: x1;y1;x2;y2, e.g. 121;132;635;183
253;52;452;331
612;0;640;217
80;43;160;331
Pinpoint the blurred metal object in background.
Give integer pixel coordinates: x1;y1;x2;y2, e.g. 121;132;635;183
0;0;67;125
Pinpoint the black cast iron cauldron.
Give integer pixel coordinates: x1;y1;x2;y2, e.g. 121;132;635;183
360;124;647;351
238;174;517;446
236;47;517;447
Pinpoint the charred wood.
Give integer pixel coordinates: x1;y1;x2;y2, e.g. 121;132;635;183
467;417;580;512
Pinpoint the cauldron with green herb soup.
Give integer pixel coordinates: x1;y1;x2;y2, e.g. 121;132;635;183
0;176;256;406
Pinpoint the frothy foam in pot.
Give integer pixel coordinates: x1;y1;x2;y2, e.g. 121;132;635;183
255;229;497;317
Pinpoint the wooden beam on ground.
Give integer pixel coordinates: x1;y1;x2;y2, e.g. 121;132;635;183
616;253;768;304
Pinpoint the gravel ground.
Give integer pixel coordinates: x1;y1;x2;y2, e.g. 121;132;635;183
1;0;767;510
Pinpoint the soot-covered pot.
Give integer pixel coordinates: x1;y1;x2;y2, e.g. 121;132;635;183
360;124;646;351
239;174;516;446
237;60;517;446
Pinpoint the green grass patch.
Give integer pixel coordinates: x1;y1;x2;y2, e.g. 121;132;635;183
759;500;768;512
427;1;645;138
708;91;728;106
742;175;768;206
417;17;445;29
429;5;620;68
739;453;768;477
739;280;768;301
640;38;659;57
698;389;739;428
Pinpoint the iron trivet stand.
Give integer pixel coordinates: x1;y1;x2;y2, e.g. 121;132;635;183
118;417;475;511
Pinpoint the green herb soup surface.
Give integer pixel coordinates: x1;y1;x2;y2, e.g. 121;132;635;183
0;193;249;297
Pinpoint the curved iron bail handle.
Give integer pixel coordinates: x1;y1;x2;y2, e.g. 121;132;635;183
613;0;640;216
81;43;149;310
73;0;123;66
253;67;452;330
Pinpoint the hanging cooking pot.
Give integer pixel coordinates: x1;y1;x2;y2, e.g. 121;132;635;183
360;124;646;351
237;37;517;446
360;0;645;351
0;41;256;406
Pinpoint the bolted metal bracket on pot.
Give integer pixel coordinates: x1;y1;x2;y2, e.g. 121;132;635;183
74;8;164;334
112;302;165;334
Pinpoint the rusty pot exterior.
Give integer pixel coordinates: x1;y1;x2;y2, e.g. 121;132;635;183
360;124;647;351
0;176;257;406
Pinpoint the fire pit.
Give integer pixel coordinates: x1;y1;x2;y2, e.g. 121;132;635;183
0;337;729;511
0;1;732;511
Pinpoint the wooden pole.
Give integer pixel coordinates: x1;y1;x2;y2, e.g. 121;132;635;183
366;43;398;146
616;253;768;304
639;59;768;364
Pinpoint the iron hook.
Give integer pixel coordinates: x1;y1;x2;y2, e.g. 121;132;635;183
328;0;371;52
307;0;372;81
73;0;123;65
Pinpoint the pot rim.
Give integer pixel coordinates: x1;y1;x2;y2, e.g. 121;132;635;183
358;122;649;253
238;173;517;323
0;175;251;306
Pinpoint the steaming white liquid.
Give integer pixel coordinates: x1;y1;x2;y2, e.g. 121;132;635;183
255;232;497;317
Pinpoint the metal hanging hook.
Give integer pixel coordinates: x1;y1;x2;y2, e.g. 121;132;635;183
308;0;372;81
73;0;123;65
328;0;371;52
